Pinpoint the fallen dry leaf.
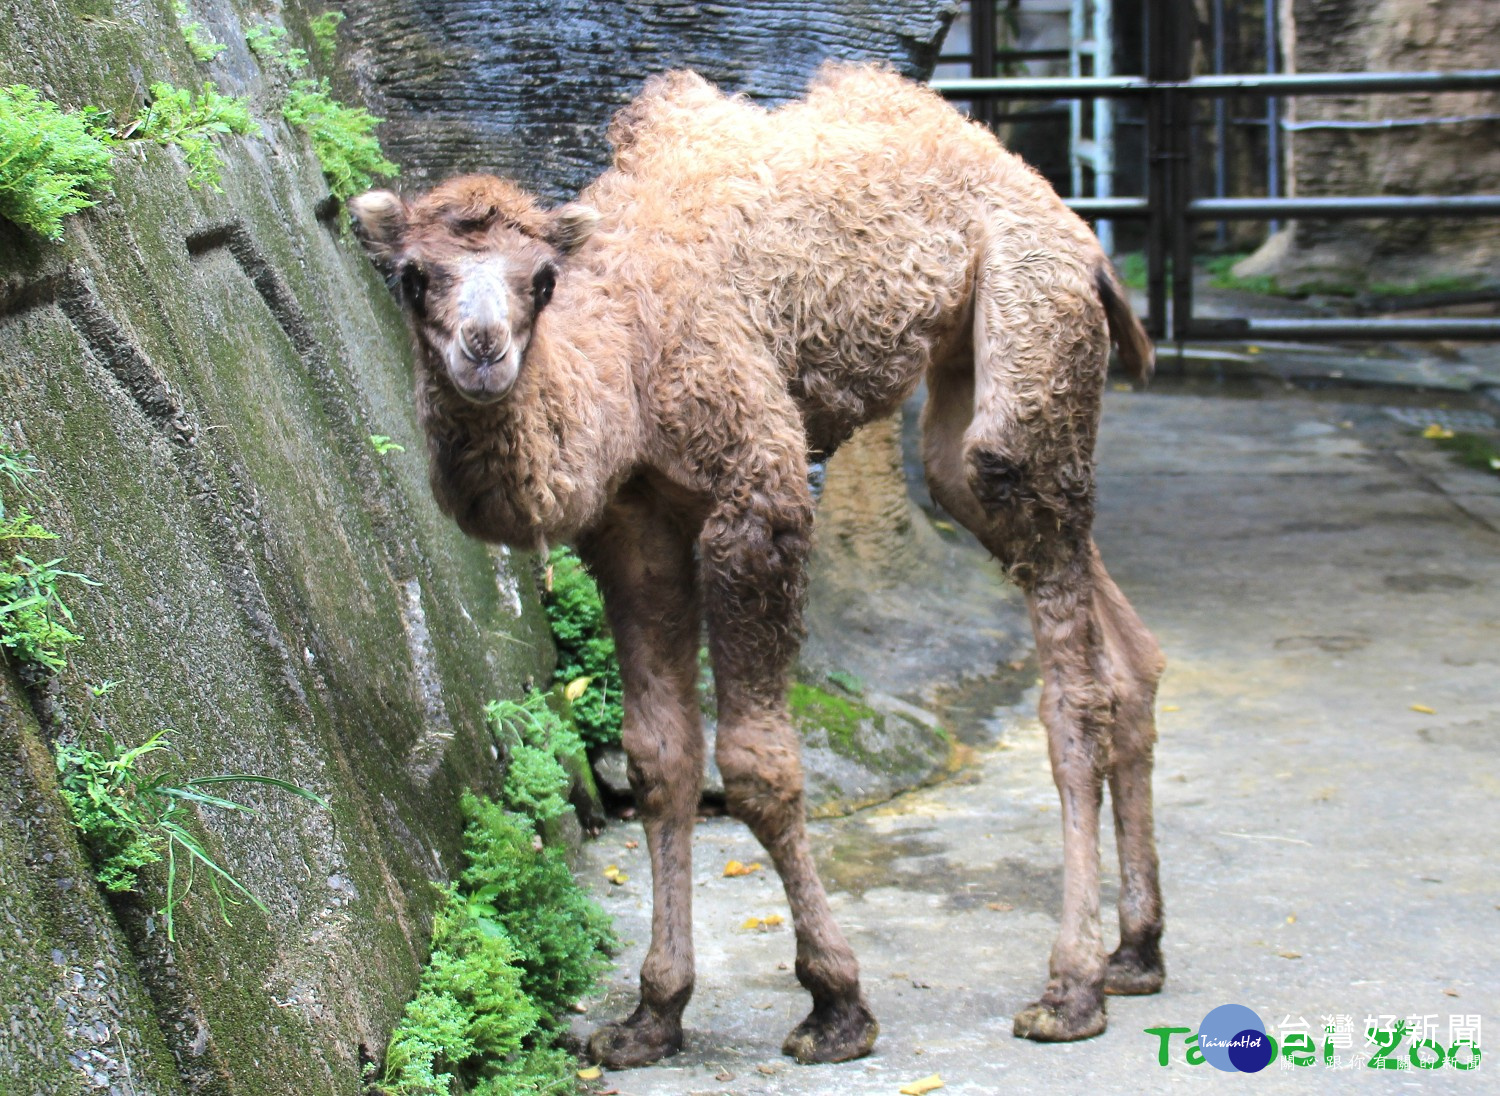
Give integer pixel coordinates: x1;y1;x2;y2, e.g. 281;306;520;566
757;1064;778;1075
741;914;785;931
987;902;1014;912
564;676;593;702
1286;914;1297;924
1444;988;1461;998
752;1001;773;1010
624;840;638;850
715;1070;735;1082
1278;951;1302;960
1161;704;1181;713
1410;703;1436;714
900;1074;944;1095
1422;423;1454;440
576;1066;602;1081
723;859;763;877
602;865;628;886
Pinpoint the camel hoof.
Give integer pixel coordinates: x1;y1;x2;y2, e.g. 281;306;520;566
587;1007;683;1069
1104;943;1165;996
1012;983;1106;1043
782;997;879;1063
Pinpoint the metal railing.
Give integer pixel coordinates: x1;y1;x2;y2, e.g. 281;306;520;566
930;66;1500;343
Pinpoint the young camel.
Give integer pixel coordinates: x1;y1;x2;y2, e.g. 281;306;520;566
349;62;1166;1068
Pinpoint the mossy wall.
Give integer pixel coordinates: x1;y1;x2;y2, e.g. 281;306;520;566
0;2;553;1092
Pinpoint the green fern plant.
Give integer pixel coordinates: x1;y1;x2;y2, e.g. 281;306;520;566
245;23;309;72
56;729;328;941
543;547;624;749
133;81;256;191
374;791;613;1095
173;1;226;62
281;78;397;199
310;10;346;59
0;85;114;239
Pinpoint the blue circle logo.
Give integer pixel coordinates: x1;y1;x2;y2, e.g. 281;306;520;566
1199;1004;1272;1073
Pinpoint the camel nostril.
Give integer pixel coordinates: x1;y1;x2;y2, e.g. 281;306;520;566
459;321;509;365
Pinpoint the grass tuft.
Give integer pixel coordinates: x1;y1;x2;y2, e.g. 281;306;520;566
0;441;96;672
55;728;327;941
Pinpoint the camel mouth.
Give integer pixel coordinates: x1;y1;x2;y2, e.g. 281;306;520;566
444;342;520;404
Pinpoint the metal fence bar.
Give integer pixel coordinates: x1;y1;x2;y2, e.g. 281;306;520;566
1185;317;1500;340
932;59;1500;342
1189;196;1500;219
1066;197;1152;216
931;69;1500;100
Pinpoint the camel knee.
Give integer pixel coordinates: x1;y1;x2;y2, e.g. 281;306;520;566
621;721;702;818
715;726;804;838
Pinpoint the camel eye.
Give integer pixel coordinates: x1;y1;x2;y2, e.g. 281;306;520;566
400;262;428;313
533;264;556;309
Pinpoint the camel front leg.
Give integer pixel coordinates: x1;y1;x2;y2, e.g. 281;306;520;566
1013;553;1111;1042
701;492;878;1064
580;489;704;1069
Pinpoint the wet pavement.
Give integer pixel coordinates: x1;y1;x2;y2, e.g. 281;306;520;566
576;373;1500;1095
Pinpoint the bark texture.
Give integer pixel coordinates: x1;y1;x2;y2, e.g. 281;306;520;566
343;0;958;198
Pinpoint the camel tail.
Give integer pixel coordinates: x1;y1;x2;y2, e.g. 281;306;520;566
1095;261;1155;384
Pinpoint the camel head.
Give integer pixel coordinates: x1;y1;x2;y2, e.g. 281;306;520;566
349;175;600;404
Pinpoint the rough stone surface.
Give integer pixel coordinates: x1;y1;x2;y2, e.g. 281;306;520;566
343;0;958;197
1246;0;1500;287
0;3;551;1092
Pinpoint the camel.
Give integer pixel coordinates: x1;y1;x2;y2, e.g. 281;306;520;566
349;62;1166;1069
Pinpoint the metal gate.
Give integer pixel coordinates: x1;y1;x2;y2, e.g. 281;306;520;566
930;2;1500;343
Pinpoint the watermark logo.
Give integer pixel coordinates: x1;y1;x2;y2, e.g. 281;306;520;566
1198;1004;1274;1073
1146;1009;1482;1072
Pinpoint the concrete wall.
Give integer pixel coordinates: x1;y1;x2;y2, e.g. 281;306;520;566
1;3;552;1091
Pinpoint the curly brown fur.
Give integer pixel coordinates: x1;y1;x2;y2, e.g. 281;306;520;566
351;61;1164;1065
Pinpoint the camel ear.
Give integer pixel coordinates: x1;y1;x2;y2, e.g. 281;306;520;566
348;190;408;268
546;202;600;254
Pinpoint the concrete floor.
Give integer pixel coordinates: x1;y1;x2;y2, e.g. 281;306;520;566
576;377;1500;1095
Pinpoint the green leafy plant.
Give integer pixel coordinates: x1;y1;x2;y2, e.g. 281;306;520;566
0;442;96;672
0;84;114;239
133;81;256;191
374;791;614;1095
310;10;346;59
543;547;624;750
485;691;587;827
281;77;397;199
55;728;328;940
173;1;226;62
245;23;309;72
369;434;405;455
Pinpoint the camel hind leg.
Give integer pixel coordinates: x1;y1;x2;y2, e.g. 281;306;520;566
920;260;1163;1041
1092;552;1167;995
